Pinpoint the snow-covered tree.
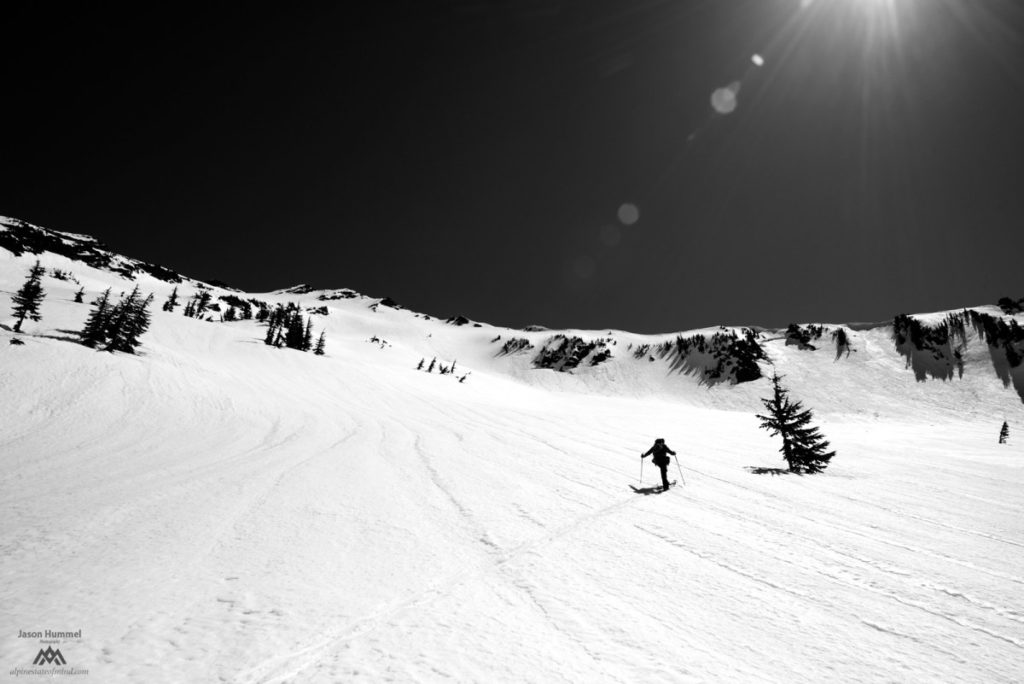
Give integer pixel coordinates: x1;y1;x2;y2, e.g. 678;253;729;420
11;260;46;332
1000;421;1010;445
756;373;835;474
314;331;326;356
74;287;85;303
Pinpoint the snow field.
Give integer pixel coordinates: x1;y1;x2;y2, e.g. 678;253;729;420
1;250;1023;682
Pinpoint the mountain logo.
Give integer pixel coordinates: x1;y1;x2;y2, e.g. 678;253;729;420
33;646;67;666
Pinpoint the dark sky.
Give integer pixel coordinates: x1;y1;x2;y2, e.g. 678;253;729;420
4;1;1023;333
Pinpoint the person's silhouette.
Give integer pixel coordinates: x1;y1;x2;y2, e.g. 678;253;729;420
641;438;676;490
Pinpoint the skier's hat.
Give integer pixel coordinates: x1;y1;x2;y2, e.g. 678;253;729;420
655;438;664;443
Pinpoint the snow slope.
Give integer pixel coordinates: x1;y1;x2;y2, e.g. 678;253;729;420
1;232;1023;683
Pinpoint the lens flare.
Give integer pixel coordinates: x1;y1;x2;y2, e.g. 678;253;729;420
617;203;640;225
710;82;741;114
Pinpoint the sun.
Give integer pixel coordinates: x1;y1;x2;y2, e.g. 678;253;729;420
800;0;908;43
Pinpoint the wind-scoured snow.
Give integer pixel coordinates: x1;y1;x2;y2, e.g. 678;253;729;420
1;242;1022;683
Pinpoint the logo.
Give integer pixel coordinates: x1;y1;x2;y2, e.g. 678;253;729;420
33;647;67;666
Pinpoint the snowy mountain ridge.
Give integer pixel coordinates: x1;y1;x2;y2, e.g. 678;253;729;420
3;214;1021;416
2;215;1023;682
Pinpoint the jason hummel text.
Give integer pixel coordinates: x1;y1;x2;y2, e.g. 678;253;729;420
18;630;83;639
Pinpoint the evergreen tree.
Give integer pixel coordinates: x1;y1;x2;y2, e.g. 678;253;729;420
264;321;278;346
163;286;180;312
314;331;326;356
11;260;46;332
195;291;212;318
185;293;204;318
756;373;835;473
302;318;314;351
80;288;114;347
74;287;85;303
416;358;425;370
103;287;154;353
285;308;305;350
224;306;237;322
264;305;283;346
1000;421;1010;445
118;292;154;353
427;357;436;373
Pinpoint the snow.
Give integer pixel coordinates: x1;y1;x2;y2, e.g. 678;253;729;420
1;247;1023;683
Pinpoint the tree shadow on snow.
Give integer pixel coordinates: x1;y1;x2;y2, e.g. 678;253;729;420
746;467;798;476
986;343;1024;404
34;329;85;344
894;339;960;382
664;350;734;388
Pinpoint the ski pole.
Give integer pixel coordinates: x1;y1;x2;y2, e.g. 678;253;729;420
675;458;686;486
639;455;644;485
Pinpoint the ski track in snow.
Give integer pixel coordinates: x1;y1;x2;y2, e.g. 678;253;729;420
2;252;1024;682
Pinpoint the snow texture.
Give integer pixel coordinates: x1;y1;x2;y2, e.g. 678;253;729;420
1;237;1023;683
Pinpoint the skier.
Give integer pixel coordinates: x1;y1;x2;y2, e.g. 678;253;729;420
642;438;676;491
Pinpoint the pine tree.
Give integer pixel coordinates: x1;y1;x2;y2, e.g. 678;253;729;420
416;358;425;370
118;292;154;353
1000;421;1010;445
427;357;436;373
163;286;180;312
755;373;835;473
195;291;212;318
80;288;114;347
74;287;85;303
314;331;326;356
11;260;46;332
285;308;305;350
103;287;153;353
264;305;283;346
224;306;237;322
302;318;314;351
264;320;278;346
